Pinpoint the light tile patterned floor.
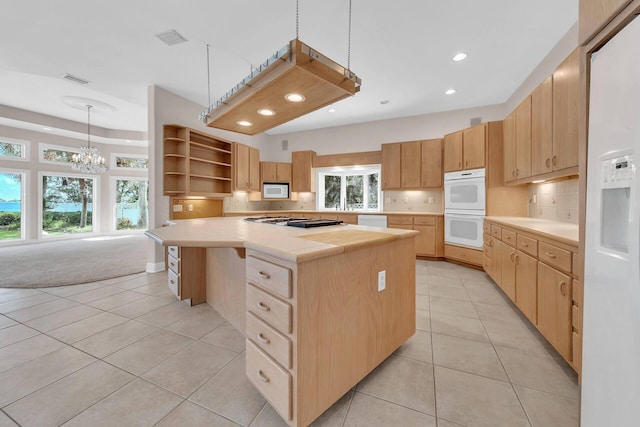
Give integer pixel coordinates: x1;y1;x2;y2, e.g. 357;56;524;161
0;261;580;426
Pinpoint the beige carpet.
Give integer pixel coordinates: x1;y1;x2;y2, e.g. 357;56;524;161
0;234;148;288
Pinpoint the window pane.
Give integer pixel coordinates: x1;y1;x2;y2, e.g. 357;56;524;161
116;179;149;230
42;175;94;237
346;175;364;210
0;172;22;240
324;175;341;209
43;148;77;163
0;142;22;158
368;173;379;209
116;157;148;169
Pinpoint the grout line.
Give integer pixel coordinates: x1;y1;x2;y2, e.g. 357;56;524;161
338;389;355;427
1;407;23;427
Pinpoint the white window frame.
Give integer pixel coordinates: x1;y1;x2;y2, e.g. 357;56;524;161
0;167;27;243
316;165;382;212
110;175;149;233
38;143;81;166
110;153;148;170
0;137;29;162
38;171;100;240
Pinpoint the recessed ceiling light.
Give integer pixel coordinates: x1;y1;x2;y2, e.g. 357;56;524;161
236;120;253;127
453;52;468;62
328;108;336;113
445;89;457;95
257;108;275;116
380;100;389;105
42;127;52;131
284;93;305;102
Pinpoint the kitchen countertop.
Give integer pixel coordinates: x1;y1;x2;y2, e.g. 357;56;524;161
147;217;417;263
484;216;579;246
224;210;443;216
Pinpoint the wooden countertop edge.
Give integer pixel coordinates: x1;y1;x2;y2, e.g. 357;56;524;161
484;217;579;248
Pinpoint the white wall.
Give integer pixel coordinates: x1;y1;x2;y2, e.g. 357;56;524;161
147;85;270;269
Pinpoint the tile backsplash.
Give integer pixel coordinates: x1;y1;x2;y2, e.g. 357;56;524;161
224;190;442;213
528;178;579;223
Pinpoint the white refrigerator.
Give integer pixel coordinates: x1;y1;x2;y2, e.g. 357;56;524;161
583;14;640;427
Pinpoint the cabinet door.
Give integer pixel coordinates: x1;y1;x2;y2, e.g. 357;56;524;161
552;48;580;171
537;262;572;361
462;125;486;170
500;241;516;302
401;141;421;188
579;0;631;44
515;96;532;180
381;143;401;189
443;131;463;172
276;163;292;183
531;76;554;176
261;162;277;182
414;225;436;256
503;112;517;183
515;251;538;325
421;139;443;188
235;143;250;190
249;147;260;191
292;151;313;192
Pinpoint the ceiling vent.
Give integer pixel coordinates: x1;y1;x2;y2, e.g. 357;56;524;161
155;29;188;46
60;73;90;85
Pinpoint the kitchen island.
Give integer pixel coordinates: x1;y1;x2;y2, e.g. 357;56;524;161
146;217;417;427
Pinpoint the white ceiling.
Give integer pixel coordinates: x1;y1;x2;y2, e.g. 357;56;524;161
0;0;578;138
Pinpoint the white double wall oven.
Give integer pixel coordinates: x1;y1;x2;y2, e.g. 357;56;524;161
444;168;486;248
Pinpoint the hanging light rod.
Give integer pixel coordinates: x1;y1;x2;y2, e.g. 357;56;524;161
199;39;361;135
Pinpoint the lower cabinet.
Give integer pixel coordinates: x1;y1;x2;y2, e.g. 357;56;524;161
537;262;572;361
387;215;443;257
515;251;538;324
166;246;206;305
500;241;517;302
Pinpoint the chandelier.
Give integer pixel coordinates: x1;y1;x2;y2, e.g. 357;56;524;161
71;105;107;174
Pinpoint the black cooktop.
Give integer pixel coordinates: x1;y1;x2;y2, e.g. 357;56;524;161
243;216;343;228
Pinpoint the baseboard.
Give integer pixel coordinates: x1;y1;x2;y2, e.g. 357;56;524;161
146;262;165;273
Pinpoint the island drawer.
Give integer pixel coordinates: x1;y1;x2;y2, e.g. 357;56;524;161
168;245;179;258
168;269;179;298
246;340;292;421
167;254;179;274
517;234;538;257
414;216;436;226
501;228;516;247
539;241;571;273
247;256;292;299
247;312;292;369
387;215;412;225
247;284;292;334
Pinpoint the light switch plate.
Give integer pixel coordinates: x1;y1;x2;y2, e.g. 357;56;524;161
188;204;193;212
378;270;386;292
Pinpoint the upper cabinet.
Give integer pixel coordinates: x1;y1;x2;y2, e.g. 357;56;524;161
234;143;260;192
443;131;463;172
261;162;292;183
292;150;315;193
579;0;633;44
163;124;233;198
382;139;443;190
444;125;485;173
552;49;580;172
503;49;579;185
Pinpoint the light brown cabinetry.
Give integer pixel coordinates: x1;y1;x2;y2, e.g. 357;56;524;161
261;162;292;183
382;139;442;190
291;150;315;193
163;125;233;197
235;143;260;191
515;251;538;324
503;112;517;184
579;0;632;43
552;49;580;172
387;215;444;257
538;262;572;361
506;96;532;181
443;131;463;172
444;244;483;267
531;76;554;176
166;246;206;305
444;125;486;173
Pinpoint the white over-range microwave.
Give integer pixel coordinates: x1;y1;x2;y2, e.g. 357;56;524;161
263;183;289;199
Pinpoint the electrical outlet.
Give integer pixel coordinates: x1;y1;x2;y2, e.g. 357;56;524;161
532;195;537;204
173;204;183;212
428;196;434;204
378;270;386;292
188;204;193;212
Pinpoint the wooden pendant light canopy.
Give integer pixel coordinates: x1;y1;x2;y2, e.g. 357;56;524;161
200;39;361;135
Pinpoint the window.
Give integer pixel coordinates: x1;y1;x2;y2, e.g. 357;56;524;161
317;166;381;212
41;174;95;237
114;178;149;230
0;170;25;241
39;143;80;165
0;138;28;161
112;154;148;169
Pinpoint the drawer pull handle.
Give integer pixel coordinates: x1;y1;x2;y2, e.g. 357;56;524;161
257;369;270;383
521;242;529;247
170;262;175;268
257;333;271;344
257;271;271;280
505;236;511;240
257;302;271;312
489;240;494;247
560;281;568;296
170;279;175;285
546;158;551;168
510;253;515;263
515;254;520;264
552;155;557;166
545;252;556;258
